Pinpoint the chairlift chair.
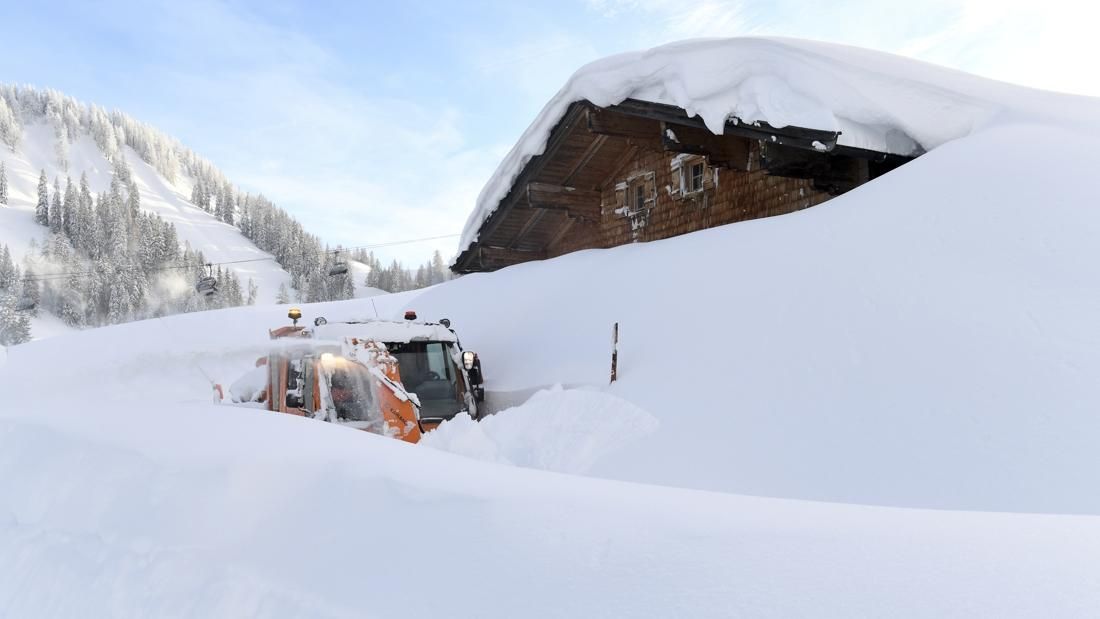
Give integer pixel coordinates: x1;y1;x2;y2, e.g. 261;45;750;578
195;264;218;297
14;296;36;312
328;250;349;276
196;277;218;296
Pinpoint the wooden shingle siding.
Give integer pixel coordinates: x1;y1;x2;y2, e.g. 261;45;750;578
543;142;829;257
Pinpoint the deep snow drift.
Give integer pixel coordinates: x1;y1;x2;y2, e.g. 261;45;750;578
6;37;1100;617
5;298;1100;618
420;385;659;474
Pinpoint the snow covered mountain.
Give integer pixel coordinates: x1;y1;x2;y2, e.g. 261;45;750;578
6;38;1100;618
0;86;363;342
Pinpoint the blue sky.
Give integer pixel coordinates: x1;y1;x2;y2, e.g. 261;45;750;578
0;0;1094;262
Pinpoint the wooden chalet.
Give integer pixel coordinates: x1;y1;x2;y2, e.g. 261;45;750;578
452;98;916;273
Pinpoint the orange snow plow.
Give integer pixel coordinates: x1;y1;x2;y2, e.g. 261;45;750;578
246;308;485;443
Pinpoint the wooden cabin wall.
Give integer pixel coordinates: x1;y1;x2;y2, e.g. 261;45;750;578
546;218;602;258
563;141;832;253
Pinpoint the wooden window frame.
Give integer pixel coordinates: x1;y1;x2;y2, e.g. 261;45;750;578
624;174;654;215
688;161;705;193
614;171;656;234
672;155;708;198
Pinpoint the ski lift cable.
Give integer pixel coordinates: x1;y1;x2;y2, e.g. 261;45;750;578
21;232;462;283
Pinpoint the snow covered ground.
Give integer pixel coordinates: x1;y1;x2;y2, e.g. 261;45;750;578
5;302;1100;618
5;38;1100;617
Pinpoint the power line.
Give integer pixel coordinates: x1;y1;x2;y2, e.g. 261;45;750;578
342;233;460;250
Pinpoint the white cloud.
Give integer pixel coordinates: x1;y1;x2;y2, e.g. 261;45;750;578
130;1;507;264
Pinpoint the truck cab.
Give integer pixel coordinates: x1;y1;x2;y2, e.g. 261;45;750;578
263;311;485;440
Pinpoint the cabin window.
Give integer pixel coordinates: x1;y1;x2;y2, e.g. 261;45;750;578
614;172;655;235
671;156;707;198
626;174;653;213
688;162;705;193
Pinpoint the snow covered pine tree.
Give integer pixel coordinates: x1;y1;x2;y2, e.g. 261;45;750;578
35;170;49;225
0;162;8;205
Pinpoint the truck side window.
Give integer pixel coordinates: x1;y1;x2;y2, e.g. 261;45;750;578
426;342;451;379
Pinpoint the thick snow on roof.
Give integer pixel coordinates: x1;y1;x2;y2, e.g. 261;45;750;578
458;36;1099;257
309;319;457;344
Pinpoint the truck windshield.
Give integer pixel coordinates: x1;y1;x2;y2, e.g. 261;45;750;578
387;341;464;420
327;364;381;426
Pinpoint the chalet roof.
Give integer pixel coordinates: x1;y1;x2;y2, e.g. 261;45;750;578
454;37;1031;271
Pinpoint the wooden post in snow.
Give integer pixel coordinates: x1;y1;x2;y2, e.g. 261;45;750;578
610;322;619;384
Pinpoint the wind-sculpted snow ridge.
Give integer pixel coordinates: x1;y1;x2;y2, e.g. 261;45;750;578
459;36;1100;255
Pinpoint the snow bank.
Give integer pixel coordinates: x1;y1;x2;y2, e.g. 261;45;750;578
459;36;1100;255
421;385;658;474
228;364;267;403
5;377;1100;618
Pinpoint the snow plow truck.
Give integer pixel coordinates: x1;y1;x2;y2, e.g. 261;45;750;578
240;308;485;443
